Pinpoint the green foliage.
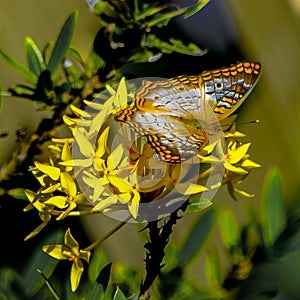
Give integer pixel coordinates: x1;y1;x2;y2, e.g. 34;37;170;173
177;208;217;268
2;1;295;299
47;12;78;77
260;168;286;247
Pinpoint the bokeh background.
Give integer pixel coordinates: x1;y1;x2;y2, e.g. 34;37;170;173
1;0;300;298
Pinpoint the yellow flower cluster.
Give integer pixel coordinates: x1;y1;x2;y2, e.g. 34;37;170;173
24;78;261;237
24;77;260;292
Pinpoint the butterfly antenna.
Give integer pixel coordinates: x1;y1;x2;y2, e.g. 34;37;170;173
238;119;260;125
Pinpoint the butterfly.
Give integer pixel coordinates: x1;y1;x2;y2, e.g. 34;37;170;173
115;62;261;163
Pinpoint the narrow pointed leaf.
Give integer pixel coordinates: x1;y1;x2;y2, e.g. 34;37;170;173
205;246;223;286
7;188;27;200
96;263;112;293
0;49;37;83
186;197;212;213
24;36;46;76
219;209;240;249
113;287;127;300
48;11;78;76
23;230;63;297
144;34;205;56
183;0;210;18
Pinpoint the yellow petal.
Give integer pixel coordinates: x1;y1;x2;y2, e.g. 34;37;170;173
108;175;132;193
60;171;77;197
52;137;74;144
83;100;103;110
41;183;61;194
227;143;251;164
82;173;98;187
114;77;128;107
89;108;109;135
93;195;118;211
92;184;105;202
118;192;131;203
62;141;72;162
25;189;36;203
60;158;93;167
24;219;50;241
106;83;116;95
70;104;91;118
79;250;91;262
42;244;70;260
56;202;77;220
64;228;79;252
96;127;110;158
106;145;124;170
128;189;140;218
73;127;95;158
182;184;208;195
233;186;255;198
63;115;78;126
34;162;60;180
71;259;84;292
225;131;246;138
44;196;67;209
241;159;261;168
224;162;248;174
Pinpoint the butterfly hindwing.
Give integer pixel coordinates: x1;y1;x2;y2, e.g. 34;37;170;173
115;107;205;163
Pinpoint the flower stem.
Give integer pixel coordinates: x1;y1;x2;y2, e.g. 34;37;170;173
84;220;128;251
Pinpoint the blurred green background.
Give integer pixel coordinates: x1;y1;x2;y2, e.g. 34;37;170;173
1;0;300;298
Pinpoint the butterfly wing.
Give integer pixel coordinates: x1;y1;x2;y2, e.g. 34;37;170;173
135;76;202;119
200;62;261;121
115;107;206;163
115;62;261;163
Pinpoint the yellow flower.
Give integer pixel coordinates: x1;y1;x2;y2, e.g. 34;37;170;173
23;190;54;240
42;228;91;292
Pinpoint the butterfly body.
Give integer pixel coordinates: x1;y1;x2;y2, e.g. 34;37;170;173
115;62;261;163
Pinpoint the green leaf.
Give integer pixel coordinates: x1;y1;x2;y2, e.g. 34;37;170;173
9;84;35;97
127;49;162;63
186;197;213;213
261;168;286;247
183;0;211;18
6;188;27;200
0;49;37;83
68;46;85;65
48;11;78;76
88;249;109;282
145;9;183;28
93;2;107;15
177;208;216;267
144;34;206;56
0;268;24;298
113;287;127;300
219;208;240;250
36;269;61;300
133;4;166;22
96;263;112;293
23;230;63;297
205;246;223;286
24;36;46;76
0;83;3;113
